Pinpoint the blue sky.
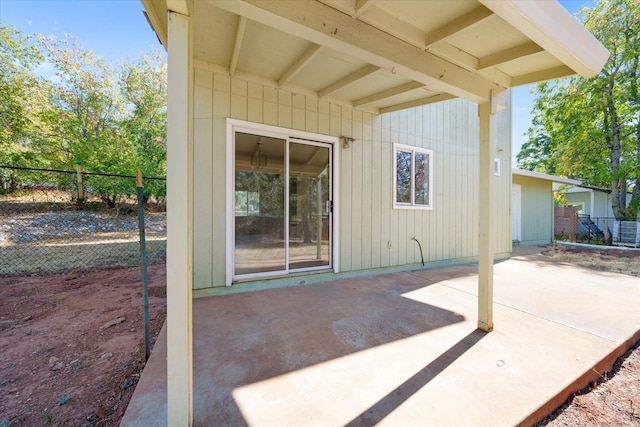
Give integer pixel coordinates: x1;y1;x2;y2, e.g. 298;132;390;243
0;0;161;61
1;0;596;164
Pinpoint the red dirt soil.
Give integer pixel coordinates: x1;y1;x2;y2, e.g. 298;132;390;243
0;265;166;426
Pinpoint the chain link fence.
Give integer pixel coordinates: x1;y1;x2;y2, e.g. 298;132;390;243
0;165;166;277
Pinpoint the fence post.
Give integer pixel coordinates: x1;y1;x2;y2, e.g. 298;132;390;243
136;171;150;362
75;164;83;200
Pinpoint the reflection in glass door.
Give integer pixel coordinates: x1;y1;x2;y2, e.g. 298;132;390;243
233;132;332;279
234;133;286;275
288;140;331;270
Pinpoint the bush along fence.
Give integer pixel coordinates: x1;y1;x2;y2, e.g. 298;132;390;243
0;165;166;277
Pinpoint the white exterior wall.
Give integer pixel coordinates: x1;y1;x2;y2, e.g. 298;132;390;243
192;65;511;290
512;175;553;246
564;189;627;218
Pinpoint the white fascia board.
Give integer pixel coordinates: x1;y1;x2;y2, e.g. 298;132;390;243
513;168;581;185
167;0;190;16
141;0;168;47
480;0;609;78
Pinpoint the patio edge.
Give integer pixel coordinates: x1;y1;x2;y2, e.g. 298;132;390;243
520;329;640;426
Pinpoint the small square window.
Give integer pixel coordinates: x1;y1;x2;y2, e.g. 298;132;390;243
393;144;433;209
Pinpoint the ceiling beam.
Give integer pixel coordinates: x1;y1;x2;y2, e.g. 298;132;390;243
477;41;543;70
424;6;493;48
480;0;609;78
353;81;425;107
357;6;426;52
214;0;502;103
354;0;375;18
230;16;247;76
379;93;456;114
319;64;380;98
511;65;574;86
279;44;322;85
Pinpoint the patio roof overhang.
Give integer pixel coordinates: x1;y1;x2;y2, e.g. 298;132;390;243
140;1;609;424
143;0;608;112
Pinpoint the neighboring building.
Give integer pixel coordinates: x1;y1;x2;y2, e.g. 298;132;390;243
512;169;580;246
558;184;631;219
140;0;608;420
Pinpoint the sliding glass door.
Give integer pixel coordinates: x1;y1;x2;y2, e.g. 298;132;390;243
234;132;332;279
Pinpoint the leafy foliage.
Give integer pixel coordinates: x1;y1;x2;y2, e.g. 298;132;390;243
517;0;640;219
0;23;167;204
0;24;46;188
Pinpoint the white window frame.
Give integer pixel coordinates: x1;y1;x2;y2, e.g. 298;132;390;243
393;143;433;210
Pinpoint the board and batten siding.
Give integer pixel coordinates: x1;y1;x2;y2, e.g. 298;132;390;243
512;175;554;246
192;64;511;290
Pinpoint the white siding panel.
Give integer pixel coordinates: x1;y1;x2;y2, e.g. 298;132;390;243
194;68;212;119
513;175;553;246
247;82;262;123
231;79;247;120
350;123;363;271
211;118;227;286
193;119;212;289
380;126;391;268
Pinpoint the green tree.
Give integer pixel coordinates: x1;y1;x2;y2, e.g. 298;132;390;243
517;0;640;220
34;34;167;205
119;51;167;200
0;24;44;188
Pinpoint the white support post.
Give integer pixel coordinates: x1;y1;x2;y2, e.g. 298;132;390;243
166;9;193;426
477;95;497;332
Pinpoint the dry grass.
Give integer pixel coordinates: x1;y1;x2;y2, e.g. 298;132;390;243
544;245;640;277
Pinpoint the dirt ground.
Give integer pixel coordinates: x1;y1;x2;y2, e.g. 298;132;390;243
0;244;638;426
0;264;166;426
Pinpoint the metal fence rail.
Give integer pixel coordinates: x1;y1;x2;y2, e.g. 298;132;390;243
0;166;166;277
555;213;639;246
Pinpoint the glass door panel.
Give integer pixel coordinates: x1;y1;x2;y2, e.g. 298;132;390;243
234;132;286;275
288;141;331;270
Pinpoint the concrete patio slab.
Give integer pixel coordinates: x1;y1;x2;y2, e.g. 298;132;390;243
122;248;640;426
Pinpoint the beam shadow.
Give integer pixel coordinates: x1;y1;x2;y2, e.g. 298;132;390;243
193;272;472;425
344;329;488;427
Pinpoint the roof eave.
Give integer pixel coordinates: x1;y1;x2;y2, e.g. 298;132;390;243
480;0;609;79
513;168;581;185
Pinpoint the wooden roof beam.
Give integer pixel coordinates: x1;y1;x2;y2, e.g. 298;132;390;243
318;64;380;98
353;81;425;107
230;16;247;77
424;6;493;48
477;41;544;70
379;93;456;114
214;0;501;103
279;44;322;86
511;65;574;86
354;0;376;18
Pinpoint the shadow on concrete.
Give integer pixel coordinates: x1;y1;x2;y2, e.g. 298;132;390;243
192;271;468;425
344;329;487;427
